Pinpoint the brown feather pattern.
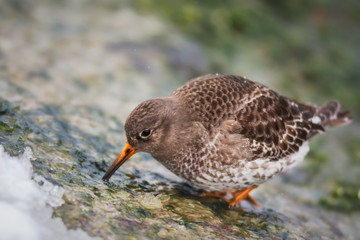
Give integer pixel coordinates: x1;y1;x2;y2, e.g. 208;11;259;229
171;74;343;161
117;73;351;191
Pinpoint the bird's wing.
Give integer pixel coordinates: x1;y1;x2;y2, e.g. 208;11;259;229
228;88;324;160
171;74;259;131
171;74;324;160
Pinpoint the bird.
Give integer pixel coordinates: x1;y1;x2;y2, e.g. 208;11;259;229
102;74;351;208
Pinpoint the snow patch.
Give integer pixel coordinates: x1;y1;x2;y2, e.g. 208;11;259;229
0;145;96;240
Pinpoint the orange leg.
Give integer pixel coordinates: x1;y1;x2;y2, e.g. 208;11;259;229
200;186;260;209
199;190;238;203
228;186;259;208
245;192;261;207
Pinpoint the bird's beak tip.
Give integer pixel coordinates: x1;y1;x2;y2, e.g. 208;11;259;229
102;142;136;181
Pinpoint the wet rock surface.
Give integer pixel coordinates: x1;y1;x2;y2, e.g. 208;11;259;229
1;1;359;239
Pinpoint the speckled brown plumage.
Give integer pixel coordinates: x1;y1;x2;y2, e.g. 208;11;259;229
103;74;351;208
171;74;347;161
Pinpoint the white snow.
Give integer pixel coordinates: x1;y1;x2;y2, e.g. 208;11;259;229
0;145;96;240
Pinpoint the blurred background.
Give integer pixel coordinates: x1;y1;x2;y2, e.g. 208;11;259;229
1;0;359;229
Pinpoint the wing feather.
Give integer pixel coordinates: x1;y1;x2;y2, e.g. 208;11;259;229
232;89;323;160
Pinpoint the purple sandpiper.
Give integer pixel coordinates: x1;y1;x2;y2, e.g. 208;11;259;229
103;74;351;208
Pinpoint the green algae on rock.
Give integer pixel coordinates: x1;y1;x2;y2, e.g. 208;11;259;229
0;0;360;239
1;89;359;239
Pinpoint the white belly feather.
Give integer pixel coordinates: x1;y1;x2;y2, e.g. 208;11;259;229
193;142;309;191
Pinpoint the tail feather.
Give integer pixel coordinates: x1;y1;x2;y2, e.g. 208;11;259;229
315;101;352;127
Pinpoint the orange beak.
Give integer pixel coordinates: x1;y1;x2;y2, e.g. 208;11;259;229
102;142;136;181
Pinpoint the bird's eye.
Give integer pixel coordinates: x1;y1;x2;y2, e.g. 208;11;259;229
139;129;152;139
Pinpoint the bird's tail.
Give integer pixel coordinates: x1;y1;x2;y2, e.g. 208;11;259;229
314;101;352;127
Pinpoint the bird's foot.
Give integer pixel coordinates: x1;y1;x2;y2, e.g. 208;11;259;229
200;186;260;209
199;190;238;203
228;186;260;209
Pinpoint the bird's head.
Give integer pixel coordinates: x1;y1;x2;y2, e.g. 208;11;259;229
102;97;179;181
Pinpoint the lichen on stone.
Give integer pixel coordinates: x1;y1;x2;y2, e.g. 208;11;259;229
0;0;359;239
